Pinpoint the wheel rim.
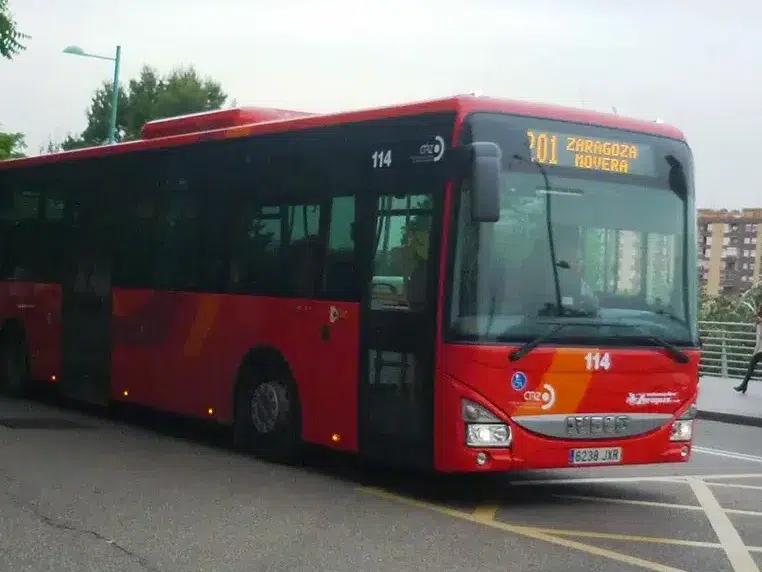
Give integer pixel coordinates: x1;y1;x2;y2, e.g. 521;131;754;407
249;382;281;434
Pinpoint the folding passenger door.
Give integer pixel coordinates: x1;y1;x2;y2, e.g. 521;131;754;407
353;113;454;469
356;189;443;468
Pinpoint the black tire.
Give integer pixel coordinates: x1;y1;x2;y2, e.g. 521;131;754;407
0;332;29;398
233;366;302;463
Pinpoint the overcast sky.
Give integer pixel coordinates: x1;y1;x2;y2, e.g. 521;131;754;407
0;0;756;208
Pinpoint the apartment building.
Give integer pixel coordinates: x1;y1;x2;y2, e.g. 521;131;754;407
698;208;762;296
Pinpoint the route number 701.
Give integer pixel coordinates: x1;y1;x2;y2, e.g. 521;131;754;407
584;351;611;371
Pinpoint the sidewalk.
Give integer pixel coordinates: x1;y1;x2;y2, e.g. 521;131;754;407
698;375;762;427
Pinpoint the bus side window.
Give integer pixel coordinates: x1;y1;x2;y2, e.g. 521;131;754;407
324;195;359;301
228;202;282;295
0;188;42;281
283;203;322;298
371;194;432;312
153;187;202;291
38;193;66;283
113;193;157;289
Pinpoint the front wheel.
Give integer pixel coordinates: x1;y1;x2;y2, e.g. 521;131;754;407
233;369;302;463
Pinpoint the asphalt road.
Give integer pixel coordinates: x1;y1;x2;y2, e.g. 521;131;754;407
1;396;762;572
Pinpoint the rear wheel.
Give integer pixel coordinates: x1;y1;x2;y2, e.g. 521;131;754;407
0;332;29;398
233;366;302;463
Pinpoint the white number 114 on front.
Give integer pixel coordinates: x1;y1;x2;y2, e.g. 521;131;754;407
585;352;611;371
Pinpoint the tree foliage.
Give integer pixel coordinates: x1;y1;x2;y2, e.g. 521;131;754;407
61;65;227;150
38;139;62;155
0;128;26;160
699;290;762;323
0;0;28;60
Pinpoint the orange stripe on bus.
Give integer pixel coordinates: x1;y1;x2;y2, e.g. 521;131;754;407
183;296;222;357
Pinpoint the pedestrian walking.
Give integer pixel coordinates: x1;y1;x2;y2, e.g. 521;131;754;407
734;301;762;394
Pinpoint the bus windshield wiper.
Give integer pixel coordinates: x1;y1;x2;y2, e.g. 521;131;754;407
507;320;690;364
598;320;690;363
511;154;563;316
508;309;597;362
619;331;691;364
508;323;567;362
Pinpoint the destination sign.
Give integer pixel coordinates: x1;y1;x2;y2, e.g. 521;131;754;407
526;129;655;176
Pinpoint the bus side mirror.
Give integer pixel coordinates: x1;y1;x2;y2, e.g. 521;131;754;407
466;142;501;223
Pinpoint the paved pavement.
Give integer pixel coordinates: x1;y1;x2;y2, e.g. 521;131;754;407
2;395;762;572
699;375;762;427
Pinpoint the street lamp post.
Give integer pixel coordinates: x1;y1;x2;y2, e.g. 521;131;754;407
63;44;122;144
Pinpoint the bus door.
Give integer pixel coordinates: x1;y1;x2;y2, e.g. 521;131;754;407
357;191;441;468
60;186;113;405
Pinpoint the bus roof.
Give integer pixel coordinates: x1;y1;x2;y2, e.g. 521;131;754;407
0;94;686;170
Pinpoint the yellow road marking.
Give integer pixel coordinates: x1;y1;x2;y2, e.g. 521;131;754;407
523;525;721;549
360;486;687;572
472;505;499;521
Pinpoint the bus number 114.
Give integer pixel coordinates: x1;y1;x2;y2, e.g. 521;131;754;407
585;352;611;371
372;149;392;168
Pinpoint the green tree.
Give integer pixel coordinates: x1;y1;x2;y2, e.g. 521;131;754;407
0;0;27;60
699;292;758;323
0;128;26;160
62;65;227;150
38;138;62;155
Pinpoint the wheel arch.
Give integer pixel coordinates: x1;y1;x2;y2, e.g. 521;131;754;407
230;345;302;427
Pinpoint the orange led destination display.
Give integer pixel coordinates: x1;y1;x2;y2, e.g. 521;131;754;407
526;129;655;176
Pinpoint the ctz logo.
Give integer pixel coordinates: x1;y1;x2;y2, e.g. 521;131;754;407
411;135;446;163
524;383;556;410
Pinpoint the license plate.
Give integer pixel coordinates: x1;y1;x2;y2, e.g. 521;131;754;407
569;447;622;465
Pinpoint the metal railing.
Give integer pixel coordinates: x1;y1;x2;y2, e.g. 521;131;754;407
699;320;760;380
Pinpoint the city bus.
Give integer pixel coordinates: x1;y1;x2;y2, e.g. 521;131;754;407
0;95;699;472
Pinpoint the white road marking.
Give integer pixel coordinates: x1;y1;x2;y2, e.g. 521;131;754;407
705;481;762;492
686;472;762;481
506;475;685;486
507;471;762;487
688;477;759;572
553;493;702;512
693;446;762;464
726;508;762;517
555;492;762;517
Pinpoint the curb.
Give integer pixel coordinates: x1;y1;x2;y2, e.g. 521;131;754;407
698;409;762;428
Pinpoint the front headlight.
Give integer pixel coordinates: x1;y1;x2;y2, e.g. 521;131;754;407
466;423;512;447
462;399;512;447
670;419;693;441
670;402;696;441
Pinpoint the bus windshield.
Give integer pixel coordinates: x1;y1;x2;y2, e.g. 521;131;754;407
447;113;698;347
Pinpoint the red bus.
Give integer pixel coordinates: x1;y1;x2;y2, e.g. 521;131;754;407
0;95;699;472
